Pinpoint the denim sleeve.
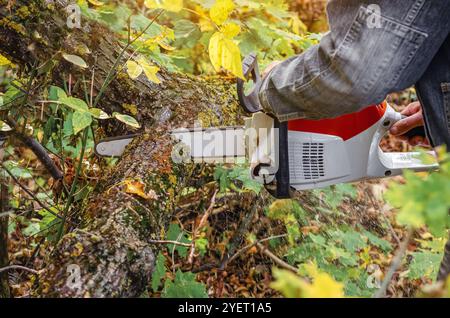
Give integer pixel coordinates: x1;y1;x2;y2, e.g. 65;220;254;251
258;0;450;121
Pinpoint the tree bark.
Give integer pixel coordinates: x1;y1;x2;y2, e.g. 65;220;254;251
1;0;245;297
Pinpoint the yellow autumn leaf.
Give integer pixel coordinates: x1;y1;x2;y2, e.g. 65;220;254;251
137;57;162;84
195;5;215;32
144;0;157;9
290;16;307;35
143;39;159;52
0;54;12;66
123;179;158;200
210;0;235;26
271;264;344;298
163;0;183;12
126;60;143;79
302;263;344;298
144;0;183;12
157;40;175;51
143;38;175;52
221;23;241;39
87;0;104;6
209;31;244;79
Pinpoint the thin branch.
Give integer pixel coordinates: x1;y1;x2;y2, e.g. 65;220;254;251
148;240;192;247
256;242;298;273
187;189;218;264
0;163;65;221
227;234;288;265
374;228;414;298
0;265;38;275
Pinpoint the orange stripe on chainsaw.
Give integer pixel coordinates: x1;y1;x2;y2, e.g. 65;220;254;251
288;101;387;141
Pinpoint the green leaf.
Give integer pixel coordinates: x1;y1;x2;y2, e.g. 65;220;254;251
72;110;92;135
89;108;110;119
162;269;208;298
2;161;33;179
37;208;61;242
130;14;162;36
361;230;392;253
166;223;191;258
112;112;141;129
49;86;67;101
213;166;230;192
173;19;202;48
228;166;263;194
408;252;443;280
1;81;22;108
195;237;209;256
332;229;367;253
60;96;89;113
152;252;167;292
22;222;40;237
62;53;88;69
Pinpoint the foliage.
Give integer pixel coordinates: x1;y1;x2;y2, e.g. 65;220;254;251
385;148;450;237
214;165;263;194
162;269;208;298
407;234;446;280
271;263;344;298
78;0;318;78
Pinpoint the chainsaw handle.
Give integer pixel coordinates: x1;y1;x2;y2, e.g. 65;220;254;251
368;104;439;177
237;53;263;114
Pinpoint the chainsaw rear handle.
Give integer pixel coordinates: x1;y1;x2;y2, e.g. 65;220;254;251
237;53;263;114
368;104;439;178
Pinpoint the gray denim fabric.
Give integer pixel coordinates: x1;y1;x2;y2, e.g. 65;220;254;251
259;0;450;148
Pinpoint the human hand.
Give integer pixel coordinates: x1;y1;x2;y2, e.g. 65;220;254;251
390;101;430;147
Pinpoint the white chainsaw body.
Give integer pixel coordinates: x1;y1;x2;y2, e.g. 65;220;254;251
247;103;438;190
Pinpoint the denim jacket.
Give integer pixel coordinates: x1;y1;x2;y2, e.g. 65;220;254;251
259;0;450;148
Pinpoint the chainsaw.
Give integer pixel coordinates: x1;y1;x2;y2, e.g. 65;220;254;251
95;53;439;198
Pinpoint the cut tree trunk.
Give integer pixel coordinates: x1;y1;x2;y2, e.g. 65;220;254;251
0;0;248;297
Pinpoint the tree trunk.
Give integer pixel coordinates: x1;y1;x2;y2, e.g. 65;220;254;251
1;0;246;297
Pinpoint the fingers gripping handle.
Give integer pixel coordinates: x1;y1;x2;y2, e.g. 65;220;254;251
237;53;263;114
398;114;427;138
370;106;439;176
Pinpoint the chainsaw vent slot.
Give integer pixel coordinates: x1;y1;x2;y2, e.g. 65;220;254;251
301;143;325;180
289;140;326;183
